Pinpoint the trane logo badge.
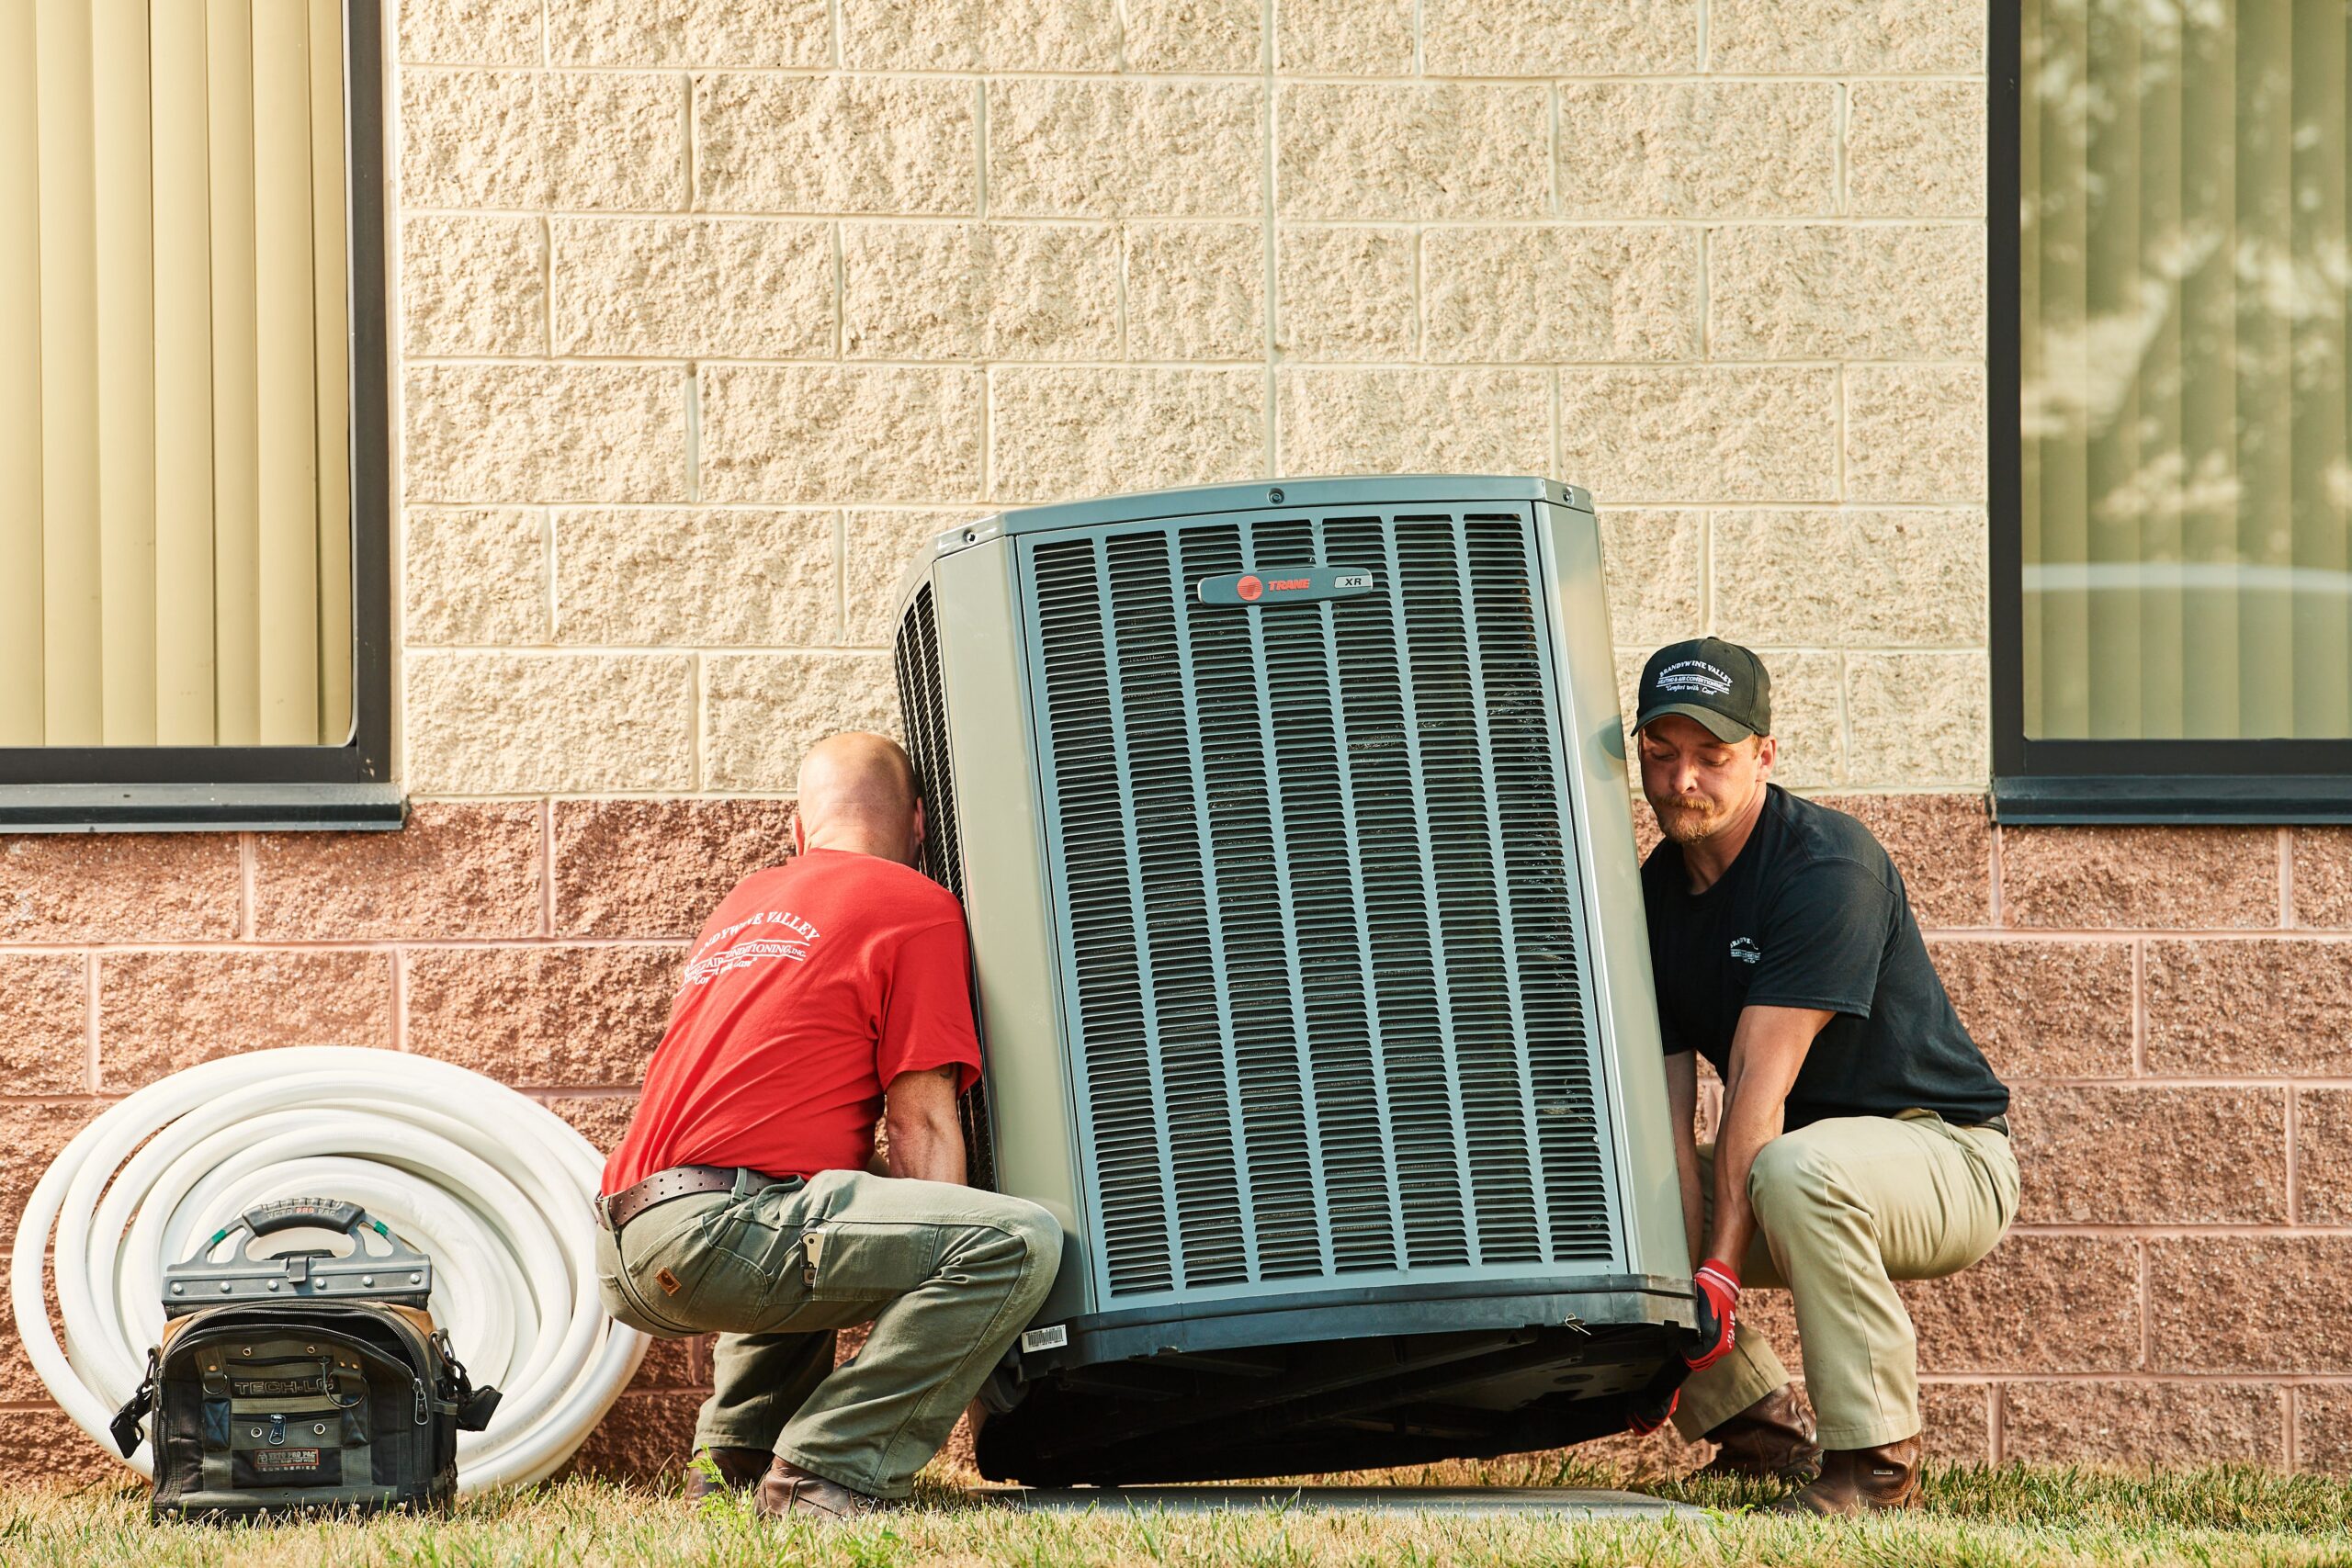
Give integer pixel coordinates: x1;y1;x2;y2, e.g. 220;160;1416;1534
1198;569;1376;607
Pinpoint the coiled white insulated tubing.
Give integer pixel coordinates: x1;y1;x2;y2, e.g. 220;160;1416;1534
9;1045;647;1493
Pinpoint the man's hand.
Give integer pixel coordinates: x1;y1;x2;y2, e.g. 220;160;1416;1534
1686;1258;1741;1370
1626;1385;1679;1437
881;1064;967;1185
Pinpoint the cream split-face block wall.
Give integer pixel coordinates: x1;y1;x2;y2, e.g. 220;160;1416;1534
390;0;1991;797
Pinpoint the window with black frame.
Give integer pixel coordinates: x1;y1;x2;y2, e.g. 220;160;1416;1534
1995;0;2352;820
0;0;394;831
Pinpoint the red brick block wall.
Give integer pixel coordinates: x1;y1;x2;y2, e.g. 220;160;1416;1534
0;801;787;1485
3;799;2346;1478
1838;801;2348;1472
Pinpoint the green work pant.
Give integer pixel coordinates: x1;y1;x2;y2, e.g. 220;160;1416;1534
594;1168;1062;1499
1673;1111;2020;1450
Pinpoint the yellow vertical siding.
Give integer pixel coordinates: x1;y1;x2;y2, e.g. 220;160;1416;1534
207;0;261;746
251;0;318;746
310;0;351;744
35;0;102;746
0;0;357;752
0;6;43;746
151;0;218;745
93;0;155;742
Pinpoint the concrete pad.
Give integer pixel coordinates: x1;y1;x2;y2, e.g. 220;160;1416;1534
969;1485;1687;1518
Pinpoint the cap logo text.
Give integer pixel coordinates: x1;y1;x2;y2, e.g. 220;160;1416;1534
1656;660;1734;696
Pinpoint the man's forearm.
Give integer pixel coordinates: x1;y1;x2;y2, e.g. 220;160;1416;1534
1664;1054;1705;1270
880;1063;968;1183
1678;1153;1707;1272
1703;1082;1781;1265
884;1114;967;1184
1698;1005;1829;1266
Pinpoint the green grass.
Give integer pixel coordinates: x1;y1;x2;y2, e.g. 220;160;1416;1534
6;1460;2352;1567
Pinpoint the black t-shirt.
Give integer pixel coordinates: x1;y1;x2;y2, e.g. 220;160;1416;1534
1641;785;2008;1130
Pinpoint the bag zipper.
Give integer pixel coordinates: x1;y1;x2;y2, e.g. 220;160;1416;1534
169;1308;440;1424
171;1303;438;1375
173;1319;414;1384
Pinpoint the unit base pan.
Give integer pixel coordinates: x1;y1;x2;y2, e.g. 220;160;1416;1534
976;1314;1685;1486
1014;1275;1694;1377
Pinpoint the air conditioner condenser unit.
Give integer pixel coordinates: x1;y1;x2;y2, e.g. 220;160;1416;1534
891;476;1696;1485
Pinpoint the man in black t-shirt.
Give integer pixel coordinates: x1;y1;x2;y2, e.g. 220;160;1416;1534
1629;637;2018;1515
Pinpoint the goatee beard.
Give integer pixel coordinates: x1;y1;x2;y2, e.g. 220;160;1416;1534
1654;802;1718;846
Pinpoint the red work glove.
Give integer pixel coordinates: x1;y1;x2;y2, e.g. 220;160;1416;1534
1626;1385;1679;1438
1685;1258;1740;1371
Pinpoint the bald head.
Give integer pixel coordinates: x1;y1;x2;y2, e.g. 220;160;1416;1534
794;732;924;863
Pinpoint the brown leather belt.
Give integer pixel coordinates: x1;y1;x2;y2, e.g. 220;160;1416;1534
594;1165;803;1233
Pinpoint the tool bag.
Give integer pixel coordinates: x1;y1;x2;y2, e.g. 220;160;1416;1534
110;1197;501;1522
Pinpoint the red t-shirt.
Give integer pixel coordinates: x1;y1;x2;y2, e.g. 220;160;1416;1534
601;850;983;1193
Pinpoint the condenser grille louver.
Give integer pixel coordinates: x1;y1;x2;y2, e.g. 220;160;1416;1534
895;582;966;899
1027;509;1612;1304
894;580;998;1191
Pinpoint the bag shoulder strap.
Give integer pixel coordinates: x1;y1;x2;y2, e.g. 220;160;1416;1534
108;1349;159;1458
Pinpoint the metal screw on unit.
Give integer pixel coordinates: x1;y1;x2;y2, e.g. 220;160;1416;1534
361;1275;374;1287
267;1280;280;1292
240;1348;252;1358
964;529;978;544
1269;488;1283;503
409;1273;422;1285
249;1427;262;1438
219;1281;231;1292
313;1424;326;1437
170;1283;184;1295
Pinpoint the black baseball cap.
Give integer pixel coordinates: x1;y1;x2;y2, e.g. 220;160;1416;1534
1635;637;1772;742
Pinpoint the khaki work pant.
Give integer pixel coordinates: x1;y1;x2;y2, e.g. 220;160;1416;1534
594;1168;1061;1499
1673;1111;2020;1450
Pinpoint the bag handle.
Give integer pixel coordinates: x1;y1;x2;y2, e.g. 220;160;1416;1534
164;1196;434;1310
203;1196;429;1273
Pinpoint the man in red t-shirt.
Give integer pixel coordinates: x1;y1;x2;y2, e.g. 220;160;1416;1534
594;733;1061;1520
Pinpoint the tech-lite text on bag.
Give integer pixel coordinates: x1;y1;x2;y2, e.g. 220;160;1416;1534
111;1198;501;1521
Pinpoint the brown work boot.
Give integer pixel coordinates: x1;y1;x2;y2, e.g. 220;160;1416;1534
1694;1384;1823;1484
1769;1435;1923;1515
752;1456;894;1521
684;1446;772;1502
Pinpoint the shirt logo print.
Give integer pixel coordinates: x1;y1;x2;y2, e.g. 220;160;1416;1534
684;939;811;986
1729;936;1761;964
683;908;823;987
